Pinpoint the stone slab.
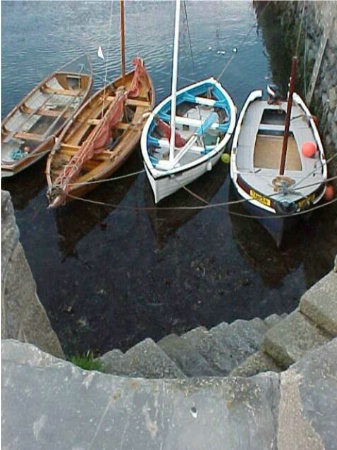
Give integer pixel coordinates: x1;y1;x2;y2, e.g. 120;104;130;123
264;313;287;329
1;190;20;282
262;310;332;368
1;190;64;359
98;348;124;372
2;339;280;450
195;319;267;375
230;351;283;378
2;243;64;359
122;338;186;379
98;338;185;379
278;337;337;450
181;326;209;348
158;334;219;376
300;270;337;336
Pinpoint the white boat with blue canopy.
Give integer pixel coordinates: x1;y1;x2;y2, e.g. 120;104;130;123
141;0;236;204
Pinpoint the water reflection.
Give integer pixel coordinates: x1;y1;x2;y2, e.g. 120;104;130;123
145;161;229;249
228;182;303;288
1;159;47;210
254;1;297;94
229;180;337;288
54;151;141;258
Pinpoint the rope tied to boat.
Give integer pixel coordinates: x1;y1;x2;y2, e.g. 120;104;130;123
10;148;29;160
272;175;296;194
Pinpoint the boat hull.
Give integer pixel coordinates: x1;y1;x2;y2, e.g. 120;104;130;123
230;89;327;247
231;184;301;247
46;59;155;208
1;56;93;177
141;77;236;203
145;149;223;204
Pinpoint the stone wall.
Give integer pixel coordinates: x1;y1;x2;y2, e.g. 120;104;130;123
1;190;64;358
265;0;337;179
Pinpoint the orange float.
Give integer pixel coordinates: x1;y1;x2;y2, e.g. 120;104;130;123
301;141;317;158
324;184;335;201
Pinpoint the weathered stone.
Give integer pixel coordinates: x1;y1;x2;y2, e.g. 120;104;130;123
300;271;337;336
2;243;64;359
181;326;209;348
100;338;186;379
1;190;64;359
264;313;287;329
158;334;218;376
98;348;124;372
203;319;267;374
277;338;337;450
2;339;280;450
1;190;20;283
262;310;331;368
230;351;283;378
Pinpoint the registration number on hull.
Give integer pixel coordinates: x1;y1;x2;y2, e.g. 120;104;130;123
297;193;316;210
249;190;271;206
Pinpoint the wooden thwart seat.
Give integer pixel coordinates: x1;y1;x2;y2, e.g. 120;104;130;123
21;105;72;118
126;98;151;107
86;118;131;130
42;86;81;96
9;131;44;141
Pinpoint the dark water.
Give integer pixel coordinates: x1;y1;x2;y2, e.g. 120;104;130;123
2;1;337;357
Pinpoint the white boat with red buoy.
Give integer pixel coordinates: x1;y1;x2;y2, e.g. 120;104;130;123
230;56;328;247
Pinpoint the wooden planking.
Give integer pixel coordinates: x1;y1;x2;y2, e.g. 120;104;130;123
21;105;72;118
8;131;44;141
42;86;81;96
126;98;151;107
254;134;302;171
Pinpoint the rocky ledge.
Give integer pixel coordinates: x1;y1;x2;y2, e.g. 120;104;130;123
2;336;337;450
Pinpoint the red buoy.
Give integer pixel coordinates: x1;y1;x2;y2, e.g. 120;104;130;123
324;184;335;201
301;141;317;158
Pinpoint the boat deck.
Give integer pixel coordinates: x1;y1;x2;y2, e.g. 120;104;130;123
234;98;326;198
254;134;301;171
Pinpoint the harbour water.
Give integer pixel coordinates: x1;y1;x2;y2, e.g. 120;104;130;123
2;1;337;357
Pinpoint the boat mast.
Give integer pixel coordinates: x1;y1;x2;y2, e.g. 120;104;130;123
169;0;181;162
279;56;298;176
120;0;126;81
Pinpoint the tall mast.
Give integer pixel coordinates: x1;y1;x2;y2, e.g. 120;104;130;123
169;0;181;162
120;0;126;81
279;56;298;175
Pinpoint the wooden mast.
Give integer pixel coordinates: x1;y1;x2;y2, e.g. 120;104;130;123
120;0;126;81
279;56;298;175
169;0;181;162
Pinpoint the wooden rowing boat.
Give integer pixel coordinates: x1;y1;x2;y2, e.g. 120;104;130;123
46;1;155;208
1;55;93;178
46;59;154;208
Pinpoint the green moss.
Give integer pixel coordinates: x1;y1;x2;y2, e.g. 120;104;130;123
70;351;104;372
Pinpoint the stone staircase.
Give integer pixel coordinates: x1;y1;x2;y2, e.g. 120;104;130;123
97;314;284;378
98;270;337;378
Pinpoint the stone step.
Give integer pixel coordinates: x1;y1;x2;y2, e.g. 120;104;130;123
230;351;283;377
157;334;219;377
299;271;337;337
181;326;209;348
98;314;291;379
97;348;124;373
229;315;287;377
262;310;333;369
264;313;287;329
99;338;186;379
182;318;268;376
